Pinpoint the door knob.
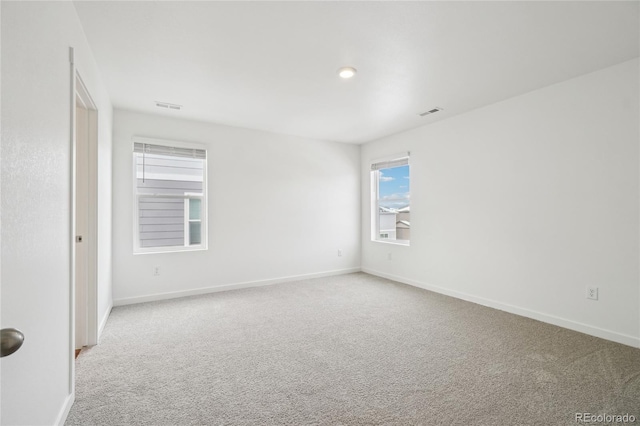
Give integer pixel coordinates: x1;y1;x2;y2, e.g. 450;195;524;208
1;328;24;357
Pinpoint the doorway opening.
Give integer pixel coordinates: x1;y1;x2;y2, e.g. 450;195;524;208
73;73;98;353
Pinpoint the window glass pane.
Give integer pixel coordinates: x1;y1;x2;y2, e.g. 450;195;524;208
376;164;410;242
138;196;185;248
189;198;201;221
189;222;201;245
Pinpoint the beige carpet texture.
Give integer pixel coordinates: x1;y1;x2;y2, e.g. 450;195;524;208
66;273;640;425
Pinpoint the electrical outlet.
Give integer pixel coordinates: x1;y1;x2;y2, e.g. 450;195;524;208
338;249;342;257
586;286;598;300
153;266;160;276
387;252;392;261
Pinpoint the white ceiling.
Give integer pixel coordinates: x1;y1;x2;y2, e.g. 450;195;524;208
73;1;639;144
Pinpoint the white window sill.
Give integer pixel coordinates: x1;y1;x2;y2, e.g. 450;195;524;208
371;239;410;247
133;246;208;255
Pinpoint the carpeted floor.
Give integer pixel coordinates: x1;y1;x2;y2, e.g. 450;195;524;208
66;272;640;425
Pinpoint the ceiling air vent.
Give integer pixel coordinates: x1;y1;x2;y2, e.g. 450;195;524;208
419;107;443;117
155;101;182;111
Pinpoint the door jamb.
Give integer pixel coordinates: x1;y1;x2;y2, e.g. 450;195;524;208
68;47;99;395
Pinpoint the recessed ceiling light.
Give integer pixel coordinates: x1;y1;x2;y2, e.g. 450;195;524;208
338;67;357;79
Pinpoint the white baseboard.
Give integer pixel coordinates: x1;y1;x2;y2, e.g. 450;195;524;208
362;267;640;349
97;302;113;342
113;267;362;306
54;392;74;426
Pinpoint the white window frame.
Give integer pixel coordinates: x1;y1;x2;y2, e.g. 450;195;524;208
132;136;208;254
184;192;203;247
370;152;410;246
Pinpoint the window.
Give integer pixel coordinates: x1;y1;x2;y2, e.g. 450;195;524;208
133;138;207;253
371;154;410;245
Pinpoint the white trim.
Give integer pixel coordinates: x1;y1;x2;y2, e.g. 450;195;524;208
113;267;361;306
133;245;207;255
362;268;640;349
69;46;77;397
370;170;378;241
98;302;113;343
184;197;189;246
132;138;208;254
69;56;100;420
54;392;75;426
372;239;410;247
75;72;97;114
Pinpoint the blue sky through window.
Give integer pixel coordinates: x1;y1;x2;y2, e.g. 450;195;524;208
378;165;410;210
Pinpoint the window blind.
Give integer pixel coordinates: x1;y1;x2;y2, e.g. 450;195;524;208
370;156;409;171
134;142;206;159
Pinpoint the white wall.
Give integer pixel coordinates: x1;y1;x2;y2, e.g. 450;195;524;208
1;2;112;424
361;59;640;347
112;110;360;304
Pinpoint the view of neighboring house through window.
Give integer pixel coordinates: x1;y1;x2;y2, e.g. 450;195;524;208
371;155;410;244
133;139;207;253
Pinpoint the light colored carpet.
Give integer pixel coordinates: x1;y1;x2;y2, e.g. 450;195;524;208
66;272;640;425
